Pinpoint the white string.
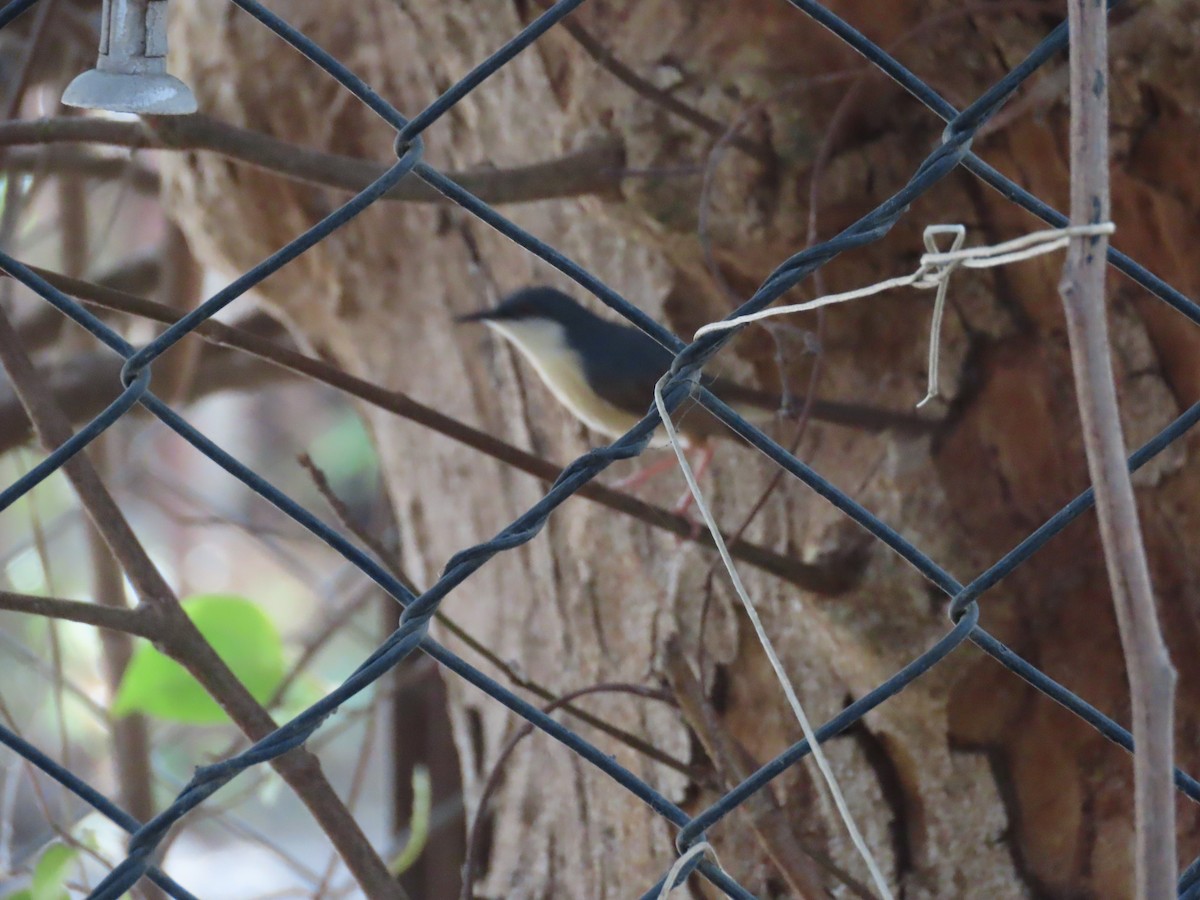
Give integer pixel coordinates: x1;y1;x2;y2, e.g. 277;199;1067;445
694;222;1116;407
650;223;1114;895
654;376;894;900
656;841;724;899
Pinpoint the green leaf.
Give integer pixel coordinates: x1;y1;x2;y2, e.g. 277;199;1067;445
308;412;377;482
113;594;285;724
388;766;431;876
32;843;76;900
2;841;80;900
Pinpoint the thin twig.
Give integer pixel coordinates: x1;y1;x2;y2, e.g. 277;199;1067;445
663;638;876;899
2;51;90;807
0;699;124;895
267;581;379;714
531;0;773;164
48;120;161;869
313;689;384;900
459;683;675;900
2;147;161;194
0;347;290;456
0;115;625;205
0;590;153;636
24;457;72;771
979;5;1151;141
10;263;863;595
84;440;160;830
0;301;402;898
156;224;205;405
1059;4;1175;897
693;80;837;682
0;0;54;119
298;453;404;583
295;453;697;780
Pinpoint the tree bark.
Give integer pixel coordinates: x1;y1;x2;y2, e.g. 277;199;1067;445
161;1;1200;895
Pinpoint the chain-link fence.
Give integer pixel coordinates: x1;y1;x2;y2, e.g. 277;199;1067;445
1;0;1199;896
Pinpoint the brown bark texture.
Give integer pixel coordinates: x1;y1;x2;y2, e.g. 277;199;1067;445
161;1;1200;896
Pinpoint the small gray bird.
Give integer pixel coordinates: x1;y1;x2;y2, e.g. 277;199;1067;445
457;287;926;453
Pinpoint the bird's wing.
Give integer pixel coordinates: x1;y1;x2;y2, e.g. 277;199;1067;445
581;323;673;417
587;365;666;417
580;320;932;435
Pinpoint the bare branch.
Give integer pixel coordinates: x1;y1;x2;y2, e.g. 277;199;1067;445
0;590;153;637
51;123;163;853
663;638;875;899
297;452;407;587
0;295;403;899
1059;4;1175;896
10;263;863;595
94;252;163;296
531;0;773;164
0;310;177;609
155;224;205;404
0;347;290;456
0;0;53;118
9;252;163;356
460;683;676;900
295;451;697;779
0;114;625;205
1;147;161;194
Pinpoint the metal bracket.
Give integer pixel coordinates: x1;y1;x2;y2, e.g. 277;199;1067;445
62;0;196;114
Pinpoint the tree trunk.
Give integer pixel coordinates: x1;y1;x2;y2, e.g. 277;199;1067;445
163;1;1200;895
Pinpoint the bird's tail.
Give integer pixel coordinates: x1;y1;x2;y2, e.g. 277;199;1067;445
707;379;932;435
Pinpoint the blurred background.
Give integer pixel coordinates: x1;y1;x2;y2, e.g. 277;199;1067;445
0;4;464;896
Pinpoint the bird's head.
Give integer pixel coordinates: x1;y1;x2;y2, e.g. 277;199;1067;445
456;287;606;372
456;286;603;385
455;286;590;328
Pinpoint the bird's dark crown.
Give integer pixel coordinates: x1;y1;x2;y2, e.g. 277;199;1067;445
456;287;598;327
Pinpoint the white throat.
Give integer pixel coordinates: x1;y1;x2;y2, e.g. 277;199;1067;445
484;318;654;442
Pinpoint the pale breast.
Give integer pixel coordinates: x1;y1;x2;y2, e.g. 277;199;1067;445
486;319;656;441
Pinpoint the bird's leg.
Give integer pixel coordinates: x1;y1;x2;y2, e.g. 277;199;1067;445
612;440;715;538
611;451;679;493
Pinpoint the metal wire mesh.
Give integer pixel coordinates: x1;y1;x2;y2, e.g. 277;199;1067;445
1;0;1199;896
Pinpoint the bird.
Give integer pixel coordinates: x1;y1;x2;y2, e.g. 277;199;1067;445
457;286;928;504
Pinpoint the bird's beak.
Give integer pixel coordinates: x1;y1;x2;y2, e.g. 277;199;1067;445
455;307;498;324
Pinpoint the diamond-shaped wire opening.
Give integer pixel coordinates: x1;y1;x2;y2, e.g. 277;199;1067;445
0;0;1197;896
